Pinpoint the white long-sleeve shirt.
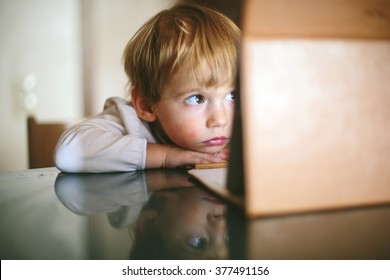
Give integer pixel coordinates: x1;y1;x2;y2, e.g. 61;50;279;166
54;97;157;173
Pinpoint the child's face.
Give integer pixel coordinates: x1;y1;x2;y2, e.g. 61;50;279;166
155;187;228;259
151;66;235;154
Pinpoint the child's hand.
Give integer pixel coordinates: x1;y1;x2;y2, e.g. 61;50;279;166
146;143;228;169
164;146;229;168
215;146;230;160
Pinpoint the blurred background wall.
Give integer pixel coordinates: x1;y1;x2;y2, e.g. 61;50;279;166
0;0;178;171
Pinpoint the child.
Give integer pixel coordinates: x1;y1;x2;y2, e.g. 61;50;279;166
54;3;240;172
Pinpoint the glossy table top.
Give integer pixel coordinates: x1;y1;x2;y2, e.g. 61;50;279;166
1;167;389;260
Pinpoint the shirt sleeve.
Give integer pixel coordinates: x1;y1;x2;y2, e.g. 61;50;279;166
54;97;152;172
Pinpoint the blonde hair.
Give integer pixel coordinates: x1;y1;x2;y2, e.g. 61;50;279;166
123;3;240;102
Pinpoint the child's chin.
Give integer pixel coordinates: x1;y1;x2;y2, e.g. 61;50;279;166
196;147;223;154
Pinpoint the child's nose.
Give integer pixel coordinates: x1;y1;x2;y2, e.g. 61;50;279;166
206;105;228;128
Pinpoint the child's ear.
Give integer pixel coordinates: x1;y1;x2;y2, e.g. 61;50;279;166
131;87;157;122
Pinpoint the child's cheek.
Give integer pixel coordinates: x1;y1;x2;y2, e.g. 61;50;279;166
174;121;199;138
175;120;190;129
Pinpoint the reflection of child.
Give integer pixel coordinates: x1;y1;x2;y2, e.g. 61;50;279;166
55;168;228;259
130;187;228;259
54;3;240;172
55;169;196;228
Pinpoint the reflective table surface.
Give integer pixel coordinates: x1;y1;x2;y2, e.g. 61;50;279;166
1;167;390;260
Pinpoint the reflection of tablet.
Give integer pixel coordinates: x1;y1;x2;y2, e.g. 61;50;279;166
188;168;243;208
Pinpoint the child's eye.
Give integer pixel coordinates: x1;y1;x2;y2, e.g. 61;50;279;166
185;94;205;106
226;91;237;102
187;237;208;250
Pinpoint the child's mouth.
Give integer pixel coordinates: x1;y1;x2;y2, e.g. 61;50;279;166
203;137;228;146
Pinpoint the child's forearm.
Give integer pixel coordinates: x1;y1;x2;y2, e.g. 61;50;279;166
145;143;228;169
145;143;171;169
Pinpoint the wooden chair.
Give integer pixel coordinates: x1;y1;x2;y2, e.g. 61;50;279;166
27;116;68;169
